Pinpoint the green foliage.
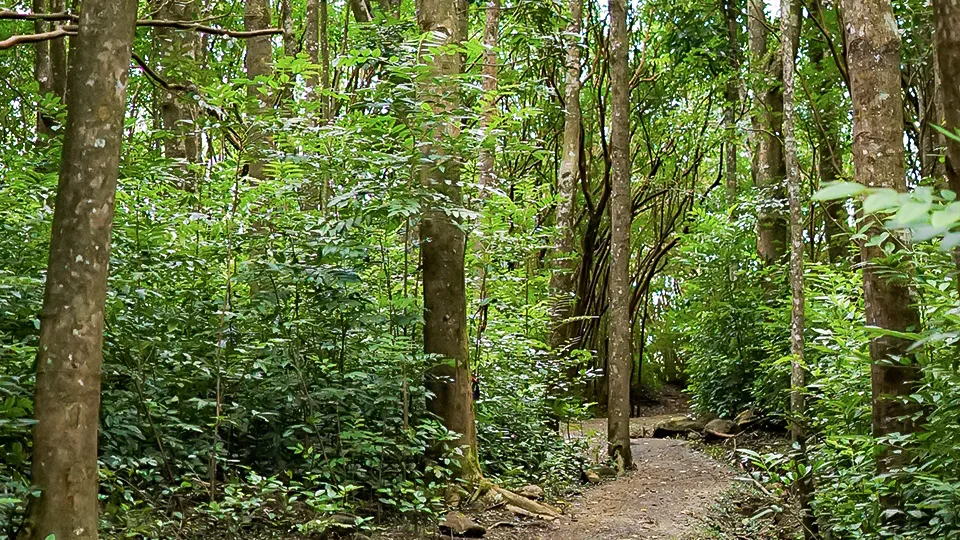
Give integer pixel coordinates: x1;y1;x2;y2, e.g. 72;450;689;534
664;205;789;418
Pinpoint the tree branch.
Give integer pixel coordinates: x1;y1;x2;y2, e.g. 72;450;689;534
0;26;75;50
0;11;283;39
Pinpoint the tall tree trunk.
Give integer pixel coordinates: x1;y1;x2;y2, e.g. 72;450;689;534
810;0;847;264
477;0;499;193
48;0;67;100
32;0;52;135
549;0;583;352
781;2;817;537
416;0;480;484
935;0;960;195
245;0;273;180
281;0;297;58
351;0;374;22
155;0;201;190
306;0;331;116
841;0;922;503
33;0;67;136
934;0;960;288
20;1;138;538
723;0;741;207
607;0;633;469
748;0;787;264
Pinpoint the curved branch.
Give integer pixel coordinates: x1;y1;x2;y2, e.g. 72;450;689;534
0;26;75;50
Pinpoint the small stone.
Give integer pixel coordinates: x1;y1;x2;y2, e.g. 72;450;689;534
704;418;739;439
596;465;619;478
518;484;544;500
583;470;602;484
439;511;486;538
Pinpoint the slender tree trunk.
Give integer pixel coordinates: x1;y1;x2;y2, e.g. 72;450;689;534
549;0;583;352
48;0;67;100
723;0;741;207
809;0;847;264
934;0;960;288
607;0;633;469
351;0;374;22
781;2;817;537
935;0;960;195
416;0;480;485
20;1;138;538
33;0;52;135
306;0;331;115
245;0;273;180
155;0;201;189
841;0;922;505
477;0;499;193
33;0;67;136
281;0;297;58
748;0;787;264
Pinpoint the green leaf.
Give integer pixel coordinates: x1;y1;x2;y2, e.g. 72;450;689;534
930;203;960;229
813;181;865;201
863;188;901;214
942;189;957;202
892;200;931;226
942;232;960;251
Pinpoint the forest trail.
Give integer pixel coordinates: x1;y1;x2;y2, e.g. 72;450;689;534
485;399;735;540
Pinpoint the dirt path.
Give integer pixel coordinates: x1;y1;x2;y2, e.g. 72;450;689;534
486;434;733;540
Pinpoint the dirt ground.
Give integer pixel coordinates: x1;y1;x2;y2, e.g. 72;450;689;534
484;428;734;540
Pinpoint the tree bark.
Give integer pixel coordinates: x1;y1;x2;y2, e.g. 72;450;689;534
607;0;633;469
841;0;922;494
244;0;272;180
935;0;960;195
549;0;583;352
723;0;741;207
781;2;817;536
351;0;374;23
809;0;848;264
748;0;787;264
32;0;67;136
416;0;480;484
281;0;297;58
20;1;138;539
477;0;499;194
155;0;201;189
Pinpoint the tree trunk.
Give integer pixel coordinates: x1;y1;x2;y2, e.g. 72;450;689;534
607;0;633;469
351;0;374;22
281;0;297;58
809;0;847;264
416;0;480;485
20;1;138;539
781;2;817;536
934;0;960;289
549;0;583;352
244;0;273;180
935;0;960;195
748;0;787;264
477;0;499;194
841;0;922;500
33;0;67;136
155;0;201;189
723;0;741;207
